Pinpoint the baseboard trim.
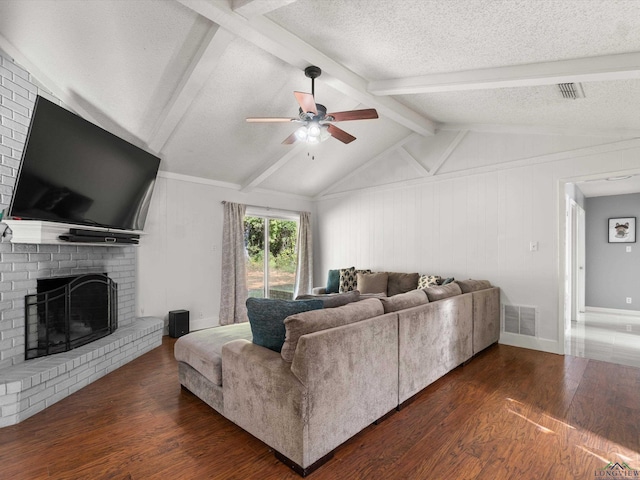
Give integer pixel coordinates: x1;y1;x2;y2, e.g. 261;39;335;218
499;333;561;354
373;408;396;425
274;450;334;477
585;306;640;317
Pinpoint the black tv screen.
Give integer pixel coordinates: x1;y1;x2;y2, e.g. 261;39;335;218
8;96;160;231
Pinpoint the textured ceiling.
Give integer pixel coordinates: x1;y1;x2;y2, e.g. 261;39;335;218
0;0;639;198
267;0;640;79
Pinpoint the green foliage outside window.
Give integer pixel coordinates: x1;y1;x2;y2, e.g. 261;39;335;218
245;217;298;274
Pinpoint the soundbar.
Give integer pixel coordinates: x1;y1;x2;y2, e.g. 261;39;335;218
59;234;139;244
70;228;140;240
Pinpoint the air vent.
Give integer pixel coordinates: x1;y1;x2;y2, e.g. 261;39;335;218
558;83;585;99
503;305;537;337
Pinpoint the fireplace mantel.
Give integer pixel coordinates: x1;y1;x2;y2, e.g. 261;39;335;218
2;220;144;246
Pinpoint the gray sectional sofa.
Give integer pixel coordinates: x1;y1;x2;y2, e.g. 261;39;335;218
174;279;500;476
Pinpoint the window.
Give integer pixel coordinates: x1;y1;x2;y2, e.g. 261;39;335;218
244;214;298;300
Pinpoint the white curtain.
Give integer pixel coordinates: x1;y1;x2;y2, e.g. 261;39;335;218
294;211;313;298
219;202;248;325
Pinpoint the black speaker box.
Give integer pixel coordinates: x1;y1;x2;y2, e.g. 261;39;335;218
169;309;189;338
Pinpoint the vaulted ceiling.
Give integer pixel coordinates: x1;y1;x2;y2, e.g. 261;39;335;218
1;0;640;199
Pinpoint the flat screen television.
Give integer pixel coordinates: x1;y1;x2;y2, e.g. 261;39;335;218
7;95;160;232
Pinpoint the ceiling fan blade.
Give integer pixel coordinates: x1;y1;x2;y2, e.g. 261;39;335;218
282;132;298;145
294;91;317;115
327;124;356;144
326;109;379;122
246;117;296;123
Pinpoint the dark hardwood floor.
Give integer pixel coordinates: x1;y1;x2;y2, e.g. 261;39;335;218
0;336;638;479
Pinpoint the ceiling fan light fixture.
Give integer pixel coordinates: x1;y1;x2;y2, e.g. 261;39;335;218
319;124;331;142
308;123;321;137
295;126;308;141
294;123;330;144
247;66;378;145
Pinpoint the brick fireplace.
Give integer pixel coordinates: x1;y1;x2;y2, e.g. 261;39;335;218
0;243;136;368
0;52;162;427
0;241;162;427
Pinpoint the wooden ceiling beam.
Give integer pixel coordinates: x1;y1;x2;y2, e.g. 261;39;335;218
232;0;299;18
148;23;235;153
369;52;640;95
178;0;436;136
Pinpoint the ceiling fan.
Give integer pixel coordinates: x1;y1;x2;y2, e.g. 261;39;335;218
246;66;378;145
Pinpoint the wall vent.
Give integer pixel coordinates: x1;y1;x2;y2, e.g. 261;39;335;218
503;305;537;337
558;82;585;99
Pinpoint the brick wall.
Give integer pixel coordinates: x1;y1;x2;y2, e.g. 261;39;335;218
0;50;137;369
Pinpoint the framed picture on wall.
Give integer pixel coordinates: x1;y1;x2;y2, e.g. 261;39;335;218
608;217;636;243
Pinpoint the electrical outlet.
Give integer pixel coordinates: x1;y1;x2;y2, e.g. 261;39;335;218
627;325;633;332
529;241;538;252
627;246;632;253
626;297;632;304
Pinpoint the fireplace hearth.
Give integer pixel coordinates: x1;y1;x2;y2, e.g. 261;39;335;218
25;273;117;360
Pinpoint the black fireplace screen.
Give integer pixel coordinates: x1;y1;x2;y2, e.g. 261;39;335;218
25;273;118;360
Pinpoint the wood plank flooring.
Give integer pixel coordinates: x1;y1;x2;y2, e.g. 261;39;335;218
0;337;638;479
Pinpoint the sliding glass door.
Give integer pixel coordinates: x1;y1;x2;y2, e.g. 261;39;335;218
245;215;298;300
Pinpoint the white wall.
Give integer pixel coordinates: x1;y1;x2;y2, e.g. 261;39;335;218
137;173;314;331
315;134;640;354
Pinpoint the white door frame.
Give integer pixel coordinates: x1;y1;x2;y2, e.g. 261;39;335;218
567;199;586;323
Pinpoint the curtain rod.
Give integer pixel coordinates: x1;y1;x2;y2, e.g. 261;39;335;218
221;201;304;215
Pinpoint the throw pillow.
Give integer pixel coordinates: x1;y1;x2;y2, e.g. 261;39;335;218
440;277;455;286
386;272;420;296
295;290;361;308
356;272;389;294
246;297;323;353
418;275;441;289
326;269;340;294
339;267;372;292
423;282;462;302
339;266;356;292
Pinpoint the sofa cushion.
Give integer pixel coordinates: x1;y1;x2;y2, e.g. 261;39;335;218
387;272;420;296
357;272;388;294
457;279;492;293
281;298;384;362
326;269;340;294
418;275;441;289
424;282;463;301
295;290;361;308
380;289;429;313
174;322;253;386
246;298;324;353
359;292;387;299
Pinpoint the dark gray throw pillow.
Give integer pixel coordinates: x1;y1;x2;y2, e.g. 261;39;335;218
326;269;340;294
246;297;324;352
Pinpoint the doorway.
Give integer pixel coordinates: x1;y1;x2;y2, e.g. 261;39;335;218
562;173;640;368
